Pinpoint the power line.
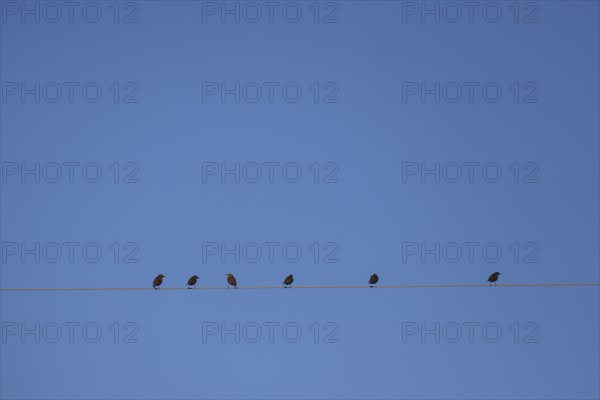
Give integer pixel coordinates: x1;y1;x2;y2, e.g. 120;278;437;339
0;283;598;292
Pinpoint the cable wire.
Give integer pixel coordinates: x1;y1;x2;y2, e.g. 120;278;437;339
0;283;598;292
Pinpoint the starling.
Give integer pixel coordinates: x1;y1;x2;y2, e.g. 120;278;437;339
152;274;166;289
283;274;294;288
187;275;199;289
369;273;379;287
487;272;501;286
226;274;237;289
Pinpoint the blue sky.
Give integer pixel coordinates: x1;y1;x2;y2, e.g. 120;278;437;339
1;1;599;399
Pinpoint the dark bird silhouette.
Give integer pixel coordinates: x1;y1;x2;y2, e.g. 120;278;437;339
283;274;294;288
369;274;379;287
487;272;501;286
152;274;166;289
187;275;199;289
226;274;237;289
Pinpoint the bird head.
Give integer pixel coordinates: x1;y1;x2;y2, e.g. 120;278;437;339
192;275;199;279
158;274;166;278
226;274;233;277
496;272;501;275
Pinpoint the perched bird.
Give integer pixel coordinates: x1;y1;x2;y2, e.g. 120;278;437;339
187;275;199;289
283;274;294;288
369;273;379;287
226;274;237;289
487;272;501;286
152;274;166;289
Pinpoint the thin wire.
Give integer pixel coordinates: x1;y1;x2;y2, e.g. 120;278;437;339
0;283;598;292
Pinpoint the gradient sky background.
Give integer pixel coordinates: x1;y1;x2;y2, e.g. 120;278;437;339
1;1;599;399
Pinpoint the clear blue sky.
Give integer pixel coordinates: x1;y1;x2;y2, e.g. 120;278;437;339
1;1;599;399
